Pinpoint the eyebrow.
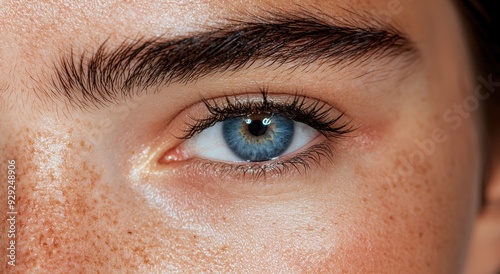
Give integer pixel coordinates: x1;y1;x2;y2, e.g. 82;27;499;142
47;11;419;109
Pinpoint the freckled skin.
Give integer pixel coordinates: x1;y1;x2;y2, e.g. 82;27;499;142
0;0;493;273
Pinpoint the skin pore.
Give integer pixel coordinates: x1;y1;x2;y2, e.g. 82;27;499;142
0;0;498;273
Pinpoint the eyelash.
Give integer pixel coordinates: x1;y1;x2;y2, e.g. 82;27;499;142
178;89;355;179
180;89;353;139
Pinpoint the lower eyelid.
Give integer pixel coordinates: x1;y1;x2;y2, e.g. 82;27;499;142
197;141;332;182
159;135;333;182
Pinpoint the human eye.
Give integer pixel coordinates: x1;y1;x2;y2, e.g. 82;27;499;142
159;89;355;179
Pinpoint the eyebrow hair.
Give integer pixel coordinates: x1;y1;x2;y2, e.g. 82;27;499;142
47;11;418;109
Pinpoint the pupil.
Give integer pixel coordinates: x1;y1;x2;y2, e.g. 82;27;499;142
248;120;268;136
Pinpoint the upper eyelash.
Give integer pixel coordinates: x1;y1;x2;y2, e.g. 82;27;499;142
179;88;355;139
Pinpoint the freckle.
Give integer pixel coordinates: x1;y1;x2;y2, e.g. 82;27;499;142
128;231;132;235
424;180;431;193
382;184;389;191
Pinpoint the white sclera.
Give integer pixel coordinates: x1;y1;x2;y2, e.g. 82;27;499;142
184;120;320;162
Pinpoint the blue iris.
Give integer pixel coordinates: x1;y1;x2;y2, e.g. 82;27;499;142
222;114;294;162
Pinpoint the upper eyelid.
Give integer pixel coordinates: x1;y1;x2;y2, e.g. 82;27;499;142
179;90;355;140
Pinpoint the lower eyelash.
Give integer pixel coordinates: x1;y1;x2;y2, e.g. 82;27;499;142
187;142;334;180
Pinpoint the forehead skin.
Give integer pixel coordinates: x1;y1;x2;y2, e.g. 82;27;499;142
0;0;481;273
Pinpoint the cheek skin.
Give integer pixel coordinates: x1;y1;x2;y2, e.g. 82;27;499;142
353;106;480;272
308;119;480;273
0;126;246;273
0;127;152;272
1;128;113;272
0;112;480;273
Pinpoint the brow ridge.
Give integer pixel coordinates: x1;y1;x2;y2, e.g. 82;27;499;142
48;11;418;109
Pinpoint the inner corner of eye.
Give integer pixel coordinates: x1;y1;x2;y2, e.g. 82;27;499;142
158;144;190;165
